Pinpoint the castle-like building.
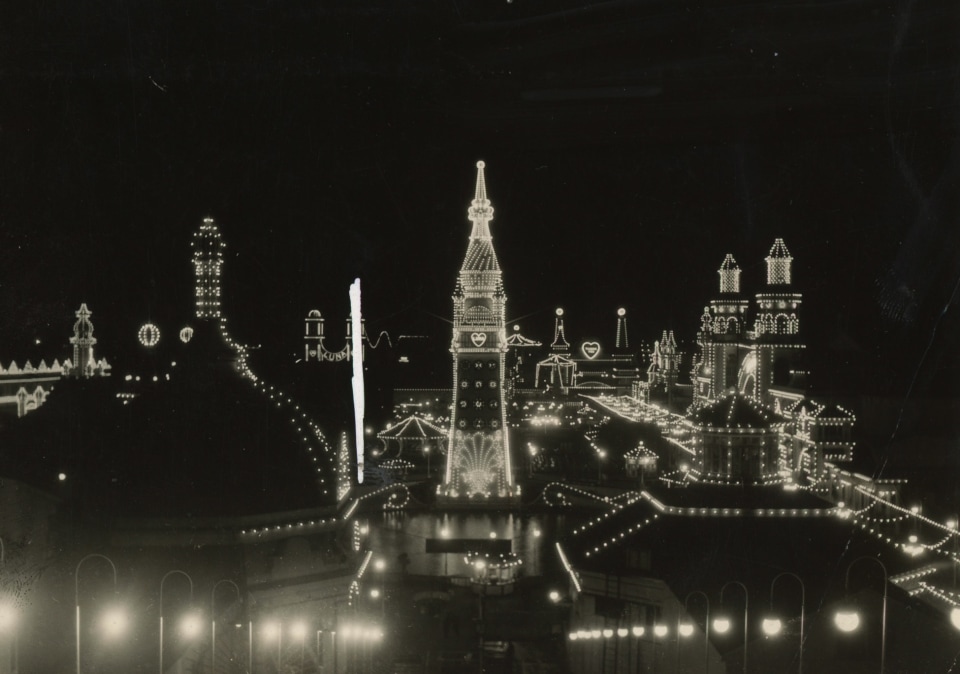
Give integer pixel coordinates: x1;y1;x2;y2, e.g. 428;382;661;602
440;161;518;503
690;239;806;413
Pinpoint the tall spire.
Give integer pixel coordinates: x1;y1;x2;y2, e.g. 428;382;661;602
69;303;97;377
460;160;500;272
467;160;494;239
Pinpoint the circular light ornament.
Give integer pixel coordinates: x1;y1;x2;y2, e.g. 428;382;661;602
834;610;860;633
138;323;161;347
712;617;731;635
618;307;626;316
762;618;783;636
556;308;564;317
180;326;194;344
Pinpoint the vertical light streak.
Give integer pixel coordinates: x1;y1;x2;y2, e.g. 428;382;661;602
350;279;365;483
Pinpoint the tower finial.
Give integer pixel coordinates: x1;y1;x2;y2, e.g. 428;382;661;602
468;160;494;233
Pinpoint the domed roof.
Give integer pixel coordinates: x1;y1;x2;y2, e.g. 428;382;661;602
0;319;346;519
692;393;786;430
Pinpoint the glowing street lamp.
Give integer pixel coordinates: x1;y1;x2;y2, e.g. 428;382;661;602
291;621;308;673
211;579;242;674
833;556;888;674
713;581;749;674
159;570;195;674
75;553;125;674
262;620;282;671
950;607;960;632
763;572;805;674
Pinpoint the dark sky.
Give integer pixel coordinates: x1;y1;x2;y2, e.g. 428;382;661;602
2;0;959;398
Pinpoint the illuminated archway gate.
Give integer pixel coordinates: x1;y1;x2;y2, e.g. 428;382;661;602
439;161;518;504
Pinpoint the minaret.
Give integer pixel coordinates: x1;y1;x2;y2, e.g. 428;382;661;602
615;308;629;349
765;238;792;285
304;310;325;361
753;238;805;406
755;239;801;337
692;254;749;408
550;308;571;354
69;303;97;377
441;161;517;502
191;217;226;319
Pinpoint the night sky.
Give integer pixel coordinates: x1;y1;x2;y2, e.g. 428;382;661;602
2;0;959;400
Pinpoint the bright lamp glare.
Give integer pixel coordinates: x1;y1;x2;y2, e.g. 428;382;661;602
950;608;960;631
653;624;668;638
678;622;694;637
180;613;202;639
101;607;127;638
617;628;628;638
834;610;860;633
291;621;308;640
712;617;731;635
549;591;560;603
602;628;613;638
762;618;783;636
0;604;16;632
631;626;644;637
370;589;381;599
262;622;280;639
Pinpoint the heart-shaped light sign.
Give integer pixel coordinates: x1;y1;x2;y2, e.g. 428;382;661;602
581;341;601;359
470;332;487;347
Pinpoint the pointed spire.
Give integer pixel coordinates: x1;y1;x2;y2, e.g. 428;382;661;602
551;308;571;352
467;160;495;238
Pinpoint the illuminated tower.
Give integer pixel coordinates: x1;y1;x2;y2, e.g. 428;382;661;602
550;308;571;354
441;161;517;502
752;238;805;408
68;303;97;377
191;217;225;319
692;254;750;407
615;308;629;350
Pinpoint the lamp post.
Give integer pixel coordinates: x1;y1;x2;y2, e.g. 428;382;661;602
425;443;431;478
75;553;123;674
332;629;337;674
374;559;386;617
211;579;241;674
291;621;308;673
0;537;18;674
532;527;541;574
683;591;711;674
159;570;195;674
440;527;450;576
597;449;606;484
714;581;749;674
763;572;805;674
316;629;324;672
834;556;888;674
